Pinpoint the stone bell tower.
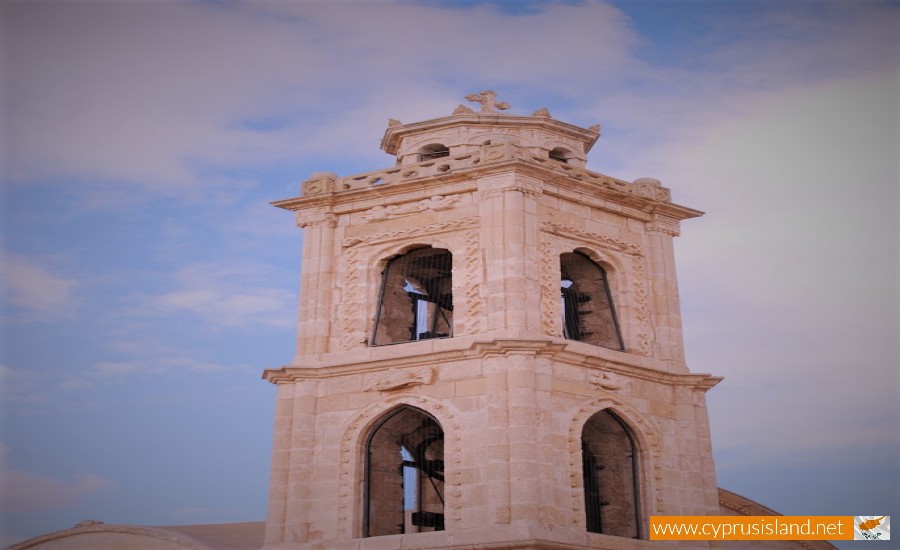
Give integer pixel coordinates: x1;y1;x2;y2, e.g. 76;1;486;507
262;91;722;549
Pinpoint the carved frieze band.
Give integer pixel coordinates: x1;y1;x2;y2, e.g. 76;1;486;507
363;367;434;392
541;221;643;256
296;210;337;229
360;195;461;222
342;216;480;248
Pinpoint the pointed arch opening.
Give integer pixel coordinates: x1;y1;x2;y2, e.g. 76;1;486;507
581;409;641;538
560;251;623;350
372;247;453;346
364;406;445;537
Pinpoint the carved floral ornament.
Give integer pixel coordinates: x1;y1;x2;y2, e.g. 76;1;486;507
363;367;434;392
360;195;460;222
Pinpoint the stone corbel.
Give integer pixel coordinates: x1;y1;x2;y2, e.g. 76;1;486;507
296;208;337;229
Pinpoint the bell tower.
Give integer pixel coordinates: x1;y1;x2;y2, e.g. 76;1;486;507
263;92;722;549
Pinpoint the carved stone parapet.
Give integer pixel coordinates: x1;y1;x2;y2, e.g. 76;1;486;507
633;177;672;202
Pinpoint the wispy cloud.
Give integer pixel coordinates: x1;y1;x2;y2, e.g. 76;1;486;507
93;357;230;378
1;254;81;322
0;444;113;514
126;261;295;329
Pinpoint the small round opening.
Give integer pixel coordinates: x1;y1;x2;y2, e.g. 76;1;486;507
418;143;450;162
549;147;573;163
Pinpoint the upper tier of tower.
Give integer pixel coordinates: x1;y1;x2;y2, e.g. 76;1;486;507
381;90;600;169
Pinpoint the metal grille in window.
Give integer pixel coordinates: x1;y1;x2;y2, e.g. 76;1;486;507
372;248;453;346
582;410;640;538
365;406;445;537
560;252;624;350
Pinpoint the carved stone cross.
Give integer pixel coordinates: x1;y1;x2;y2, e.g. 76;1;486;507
465;90;510;113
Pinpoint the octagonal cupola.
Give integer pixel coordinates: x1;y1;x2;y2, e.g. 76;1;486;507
381;90;601;168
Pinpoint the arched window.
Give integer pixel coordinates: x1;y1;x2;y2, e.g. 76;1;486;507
582;410;640;538
560;252;623;350
372;247;453;346
417;143;450;162
365;406;445;537
549;147;573;163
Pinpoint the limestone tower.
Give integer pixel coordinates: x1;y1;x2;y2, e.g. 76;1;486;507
263;91;721;549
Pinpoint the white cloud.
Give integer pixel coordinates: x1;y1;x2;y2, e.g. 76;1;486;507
0;444;112;514
127;261;295;329
656;71;899;465
6;0;896;206
1;254;81;322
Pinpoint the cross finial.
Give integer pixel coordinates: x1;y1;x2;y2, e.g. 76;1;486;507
465;90;510;113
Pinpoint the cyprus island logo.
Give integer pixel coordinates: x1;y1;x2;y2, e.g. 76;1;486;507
855;516;890;540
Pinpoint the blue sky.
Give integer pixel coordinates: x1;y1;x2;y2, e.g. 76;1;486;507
1;0;897;547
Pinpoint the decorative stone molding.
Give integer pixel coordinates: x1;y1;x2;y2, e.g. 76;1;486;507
363;366;434;392
342;216;479;248
360;195;460;222
541;221;643;257
646;214;682;237
588;370;624;391
295;209;336;229
336;246;367;351
538;232;563;338
455;230;486;335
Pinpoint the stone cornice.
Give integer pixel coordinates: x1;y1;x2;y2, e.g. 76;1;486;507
262;338;721;391
272;144;703;223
